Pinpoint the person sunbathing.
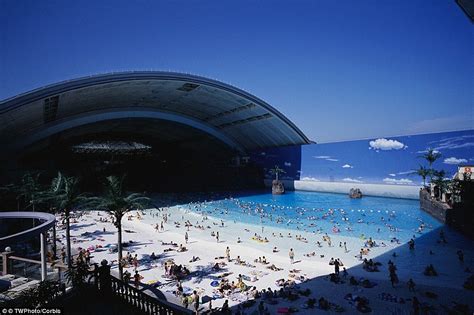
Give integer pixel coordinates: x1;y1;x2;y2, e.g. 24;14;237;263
234;256;246;265
267;264;283;271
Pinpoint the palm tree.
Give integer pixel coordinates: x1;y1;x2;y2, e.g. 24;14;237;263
45;172;94;268
94;176;150;280
420;148;441;181
412;165;430;187
269;165;285;181
15;172;43;212
422;148;442;168
432;170;450;201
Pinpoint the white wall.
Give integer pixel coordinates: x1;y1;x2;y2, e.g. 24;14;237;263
265;179;421;200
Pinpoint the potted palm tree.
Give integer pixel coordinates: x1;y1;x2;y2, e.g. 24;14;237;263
94;176;150;280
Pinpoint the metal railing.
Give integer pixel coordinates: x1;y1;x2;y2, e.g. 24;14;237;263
108;275;192;315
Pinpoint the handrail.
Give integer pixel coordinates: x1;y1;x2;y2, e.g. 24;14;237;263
108;275;192;315
8;255;68;270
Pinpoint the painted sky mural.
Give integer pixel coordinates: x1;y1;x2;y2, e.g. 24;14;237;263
252;130;474;186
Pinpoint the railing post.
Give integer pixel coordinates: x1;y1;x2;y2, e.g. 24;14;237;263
1;250;14;275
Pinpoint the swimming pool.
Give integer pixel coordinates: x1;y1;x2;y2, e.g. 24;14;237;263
172;190;441;243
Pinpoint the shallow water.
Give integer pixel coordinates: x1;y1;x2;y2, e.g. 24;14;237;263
149;190;441;243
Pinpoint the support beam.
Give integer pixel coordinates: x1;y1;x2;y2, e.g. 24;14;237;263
52;224;57;259
40;232;47;281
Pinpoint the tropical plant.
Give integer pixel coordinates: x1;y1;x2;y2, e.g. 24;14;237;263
45;172;94;268
421;148;442;168
94;176;150;280
269;165;285;181
13;280;61;307
412;165;430;187
420;148;442;182
14;172;44;211
431;170;450;201
65;259;91;290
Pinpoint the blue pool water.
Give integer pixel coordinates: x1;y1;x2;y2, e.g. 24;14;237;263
179;190;441;243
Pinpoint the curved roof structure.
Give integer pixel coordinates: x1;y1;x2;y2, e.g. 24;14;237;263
0;212;56;246
0;71;310;154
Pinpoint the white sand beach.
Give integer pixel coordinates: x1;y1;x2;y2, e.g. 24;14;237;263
58;205;474;314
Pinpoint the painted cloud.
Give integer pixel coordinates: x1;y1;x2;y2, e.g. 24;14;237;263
369;138;406;151
342;178;363;183
383;178;414;185
443;157;468;165
429;134;474;151
313;155;338;162
342;164;353;168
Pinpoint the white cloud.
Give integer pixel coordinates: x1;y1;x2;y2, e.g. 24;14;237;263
342;164;353;168
301;176;320;181
388;173;396;177
383;178;414;185
397;170;414;175
313;155;338;161
427;134;474;151
342;178;363;183
443;157;468;165
369;138;406;151
284;162;292;167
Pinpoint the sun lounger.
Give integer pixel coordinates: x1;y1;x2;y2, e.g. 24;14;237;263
9;278;29;288
8;280;39;293
0;275;15;281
